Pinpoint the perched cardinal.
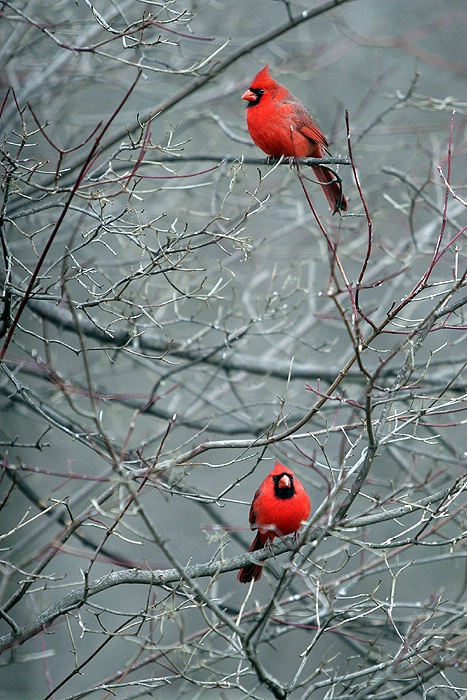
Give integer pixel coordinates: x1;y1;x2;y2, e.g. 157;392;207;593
242;65;348;214
237;462;311;583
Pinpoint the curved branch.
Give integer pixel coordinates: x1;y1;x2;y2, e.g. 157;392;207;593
0;484;452;654
20;0;355;196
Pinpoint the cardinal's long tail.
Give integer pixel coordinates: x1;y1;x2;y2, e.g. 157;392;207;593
312;165;348;214
237;531;265;584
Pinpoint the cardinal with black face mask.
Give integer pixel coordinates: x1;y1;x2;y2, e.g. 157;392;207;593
242;65;348;214
237;462;311;584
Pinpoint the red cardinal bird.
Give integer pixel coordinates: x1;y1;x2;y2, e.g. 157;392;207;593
237;462;311;584
242;65;348;214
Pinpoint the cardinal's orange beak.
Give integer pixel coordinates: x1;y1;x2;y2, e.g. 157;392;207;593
241;89;256;102
278;474;291;489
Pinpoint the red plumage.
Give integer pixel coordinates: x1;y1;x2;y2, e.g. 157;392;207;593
237;462;311;584
242;65;348;214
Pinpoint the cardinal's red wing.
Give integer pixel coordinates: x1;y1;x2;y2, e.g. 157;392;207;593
300;124;328;150
248;488;260;529
291;99;329;150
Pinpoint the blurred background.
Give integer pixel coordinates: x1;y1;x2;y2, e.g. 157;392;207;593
1;1;466;698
